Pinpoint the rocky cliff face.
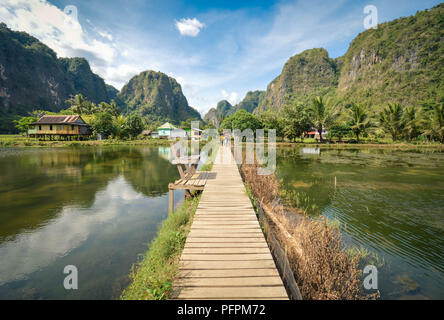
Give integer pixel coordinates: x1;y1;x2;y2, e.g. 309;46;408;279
0;23;117;133
337;3;443;110
255;48;339;114
203;91;265;126
203;100;233;127
257;4;443;114
117;70;201;122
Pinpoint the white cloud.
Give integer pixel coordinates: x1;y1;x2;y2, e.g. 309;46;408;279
221;90;240;105
175;17;204;37
0;0;116;67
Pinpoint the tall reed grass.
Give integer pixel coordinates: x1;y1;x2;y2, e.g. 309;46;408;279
240;162;379;300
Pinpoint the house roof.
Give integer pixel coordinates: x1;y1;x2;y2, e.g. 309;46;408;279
141;130;152;135
158;122;177;130
33;115;88;126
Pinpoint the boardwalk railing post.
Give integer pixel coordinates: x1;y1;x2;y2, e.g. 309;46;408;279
169;188;174;215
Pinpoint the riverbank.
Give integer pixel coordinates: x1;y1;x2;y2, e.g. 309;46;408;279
121;196;200;300
2;134;443;149
121;158;214;300
240;162;380;300
0;135;173;147
275;142;444;150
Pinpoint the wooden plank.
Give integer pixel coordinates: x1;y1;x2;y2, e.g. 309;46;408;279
175;276;284;287
177;269;279;278
180;253;273;261
174;286;288;299
188;232;264;238
179;260;277;269
184;242;269;248
182;247;270;254
172;146;289;300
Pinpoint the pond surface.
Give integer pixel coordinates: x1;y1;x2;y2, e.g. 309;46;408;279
276;147;444;299
0;146;185;299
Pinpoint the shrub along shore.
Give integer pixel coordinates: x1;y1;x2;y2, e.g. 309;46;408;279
240;162;380;300
1;134;443;149
120;160;214;300
121;196;200;300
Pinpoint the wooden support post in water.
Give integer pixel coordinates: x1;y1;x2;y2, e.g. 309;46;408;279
169;189;174;214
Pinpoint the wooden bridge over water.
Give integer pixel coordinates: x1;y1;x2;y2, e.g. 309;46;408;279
171;146;288;300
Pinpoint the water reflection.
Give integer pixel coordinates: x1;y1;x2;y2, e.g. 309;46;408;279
277;147;444;299
0;146;182;299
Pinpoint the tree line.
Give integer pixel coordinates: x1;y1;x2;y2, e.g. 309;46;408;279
14;94;144;140
219;96;444;143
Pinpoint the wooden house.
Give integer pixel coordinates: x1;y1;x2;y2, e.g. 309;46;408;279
28;115;91;140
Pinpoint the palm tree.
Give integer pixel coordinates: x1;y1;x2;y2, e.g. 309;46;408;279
379;103;405;141
309;96;338;142
113;114;127;139
347;103;372;142
65;94;86;115
402;106;420;141
423;103;444;142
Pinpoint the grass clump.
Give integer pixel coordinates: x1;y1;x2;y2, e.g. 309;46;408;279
120;196;199;300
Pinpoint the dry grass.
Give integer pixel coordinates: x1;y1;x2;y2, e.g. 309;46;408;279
240;163;379;300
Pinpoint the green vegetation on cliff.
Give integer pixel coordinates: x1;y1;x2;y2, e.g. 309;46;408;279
256;4;443;115
256;48;339;114
204;91;265;127
117;70;201;124
0;23;118;133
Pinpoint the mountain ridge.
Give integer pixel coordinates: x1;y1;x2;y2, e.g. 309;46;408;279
256;4;444;115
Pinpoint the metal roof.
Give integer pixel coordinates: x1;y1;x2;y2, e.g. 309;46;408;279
32;115;88;126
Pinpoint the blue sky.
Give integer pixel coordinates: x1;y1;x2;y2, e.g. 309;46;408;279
0;0;441;115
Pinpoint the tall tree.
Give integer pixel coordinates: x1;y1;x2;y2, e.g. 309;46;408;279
423;103;444;142
402;106;420;141
113;115;128;139
379;103;405;141
65;94;86;115
309;96;339;142
98;100;120;117
260;110;284;138
347;103;372;142
280;103;312;142
220;109;262;132
14;117;37;136
125;114;144;139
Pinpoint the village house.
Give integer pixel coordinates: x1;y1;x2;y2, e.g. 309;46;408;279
157;122;177;139
157;122;201;140
305;129;328;140
28;115;91;140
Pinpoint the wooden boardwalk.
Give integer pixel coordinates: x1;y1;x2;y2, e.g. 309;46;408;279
172;146;288;300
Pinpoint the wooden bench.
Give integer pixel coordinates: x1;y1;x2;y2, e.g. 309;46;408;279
168;142;210;214
168;171;210;214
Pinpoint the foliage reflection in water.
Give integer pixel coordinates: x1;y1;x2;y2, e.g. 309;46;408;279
0;146;184;299
276;147;444;299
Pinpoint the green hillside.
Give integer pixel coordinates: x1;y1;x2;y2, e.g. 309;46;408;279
0;23;117;133
256;4;444;115
117;70;201;123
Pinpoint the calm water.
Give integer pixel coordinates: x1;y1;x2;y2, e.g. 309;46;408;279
0;146;185;299
276;147;444;299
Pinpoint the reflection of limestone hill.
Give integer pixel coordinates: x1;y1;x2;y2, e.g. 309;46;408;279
122;147;180;197
0;149;121;241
